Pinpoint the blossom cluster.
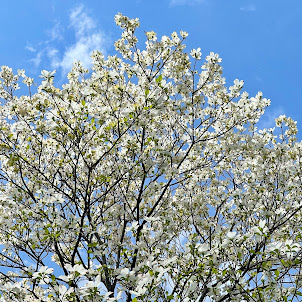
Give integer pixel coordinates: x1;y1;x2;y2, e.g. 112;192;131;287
0;13;300;302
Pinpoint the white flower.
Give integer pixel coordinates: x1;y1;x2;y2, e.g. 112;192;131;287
2;282;23;293
266;241;282;252
171;31;180;43
23;77;34;86
259;220;266;229
125;221;139;232
206;52;222;62
119;268;130;277
65;264;87;276
130;287;147;297
80;275;102;296
198;243;209;252
17;69;25;77
180;30;188;38
276;207;286;215
32;266;53;279
39;70;56;80
145;31;157;41
227;231;237;239
190;48;202;60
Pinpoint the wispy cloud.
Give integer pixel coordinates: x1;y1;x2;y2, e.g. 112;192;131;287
169;0;205;7
51;5;108;74
55;34;106;74
26;5;108;75
47;21;64;41
240;4;256;12
69;5;96;38
25;45;36;53
258;106;284;129
29;51;42;67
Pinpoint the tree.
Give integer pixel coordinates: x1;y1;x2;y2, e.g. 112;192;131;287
0;12;301;302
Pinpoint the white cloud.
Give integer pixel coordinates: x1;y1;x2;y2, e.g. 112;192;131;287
169;0;205;6
51;5;108;74
240;4;256;12
47;21;64;41
25;45;36;52
26;4;108;75
258;106;284;129
69;5;95;38
53;34;106;74
29;51;42;67
46;48;60;69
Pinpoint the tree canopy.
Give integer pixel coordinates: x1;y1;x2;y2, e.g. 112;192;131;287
0;13;301;302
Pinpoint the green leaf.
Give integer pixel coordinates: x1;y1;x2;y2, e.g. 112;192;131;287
281;259;287;266
132;298;137;302
81;100;86;106
156;75;162;83
145;89;149;97
275;270;280;277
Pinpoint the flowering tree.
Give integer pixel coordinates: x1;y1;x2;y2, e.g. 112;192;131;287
0;13;301;302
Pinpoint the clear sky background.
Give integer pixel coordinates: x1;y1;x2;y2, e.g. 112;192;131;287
1;0;301;137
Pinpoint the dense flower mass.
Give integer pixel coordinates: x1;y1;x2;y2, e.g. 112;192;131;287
0;13;301;302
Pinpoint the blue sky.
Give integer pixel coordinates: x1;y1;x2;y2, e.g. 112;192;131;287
1;0;301;136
